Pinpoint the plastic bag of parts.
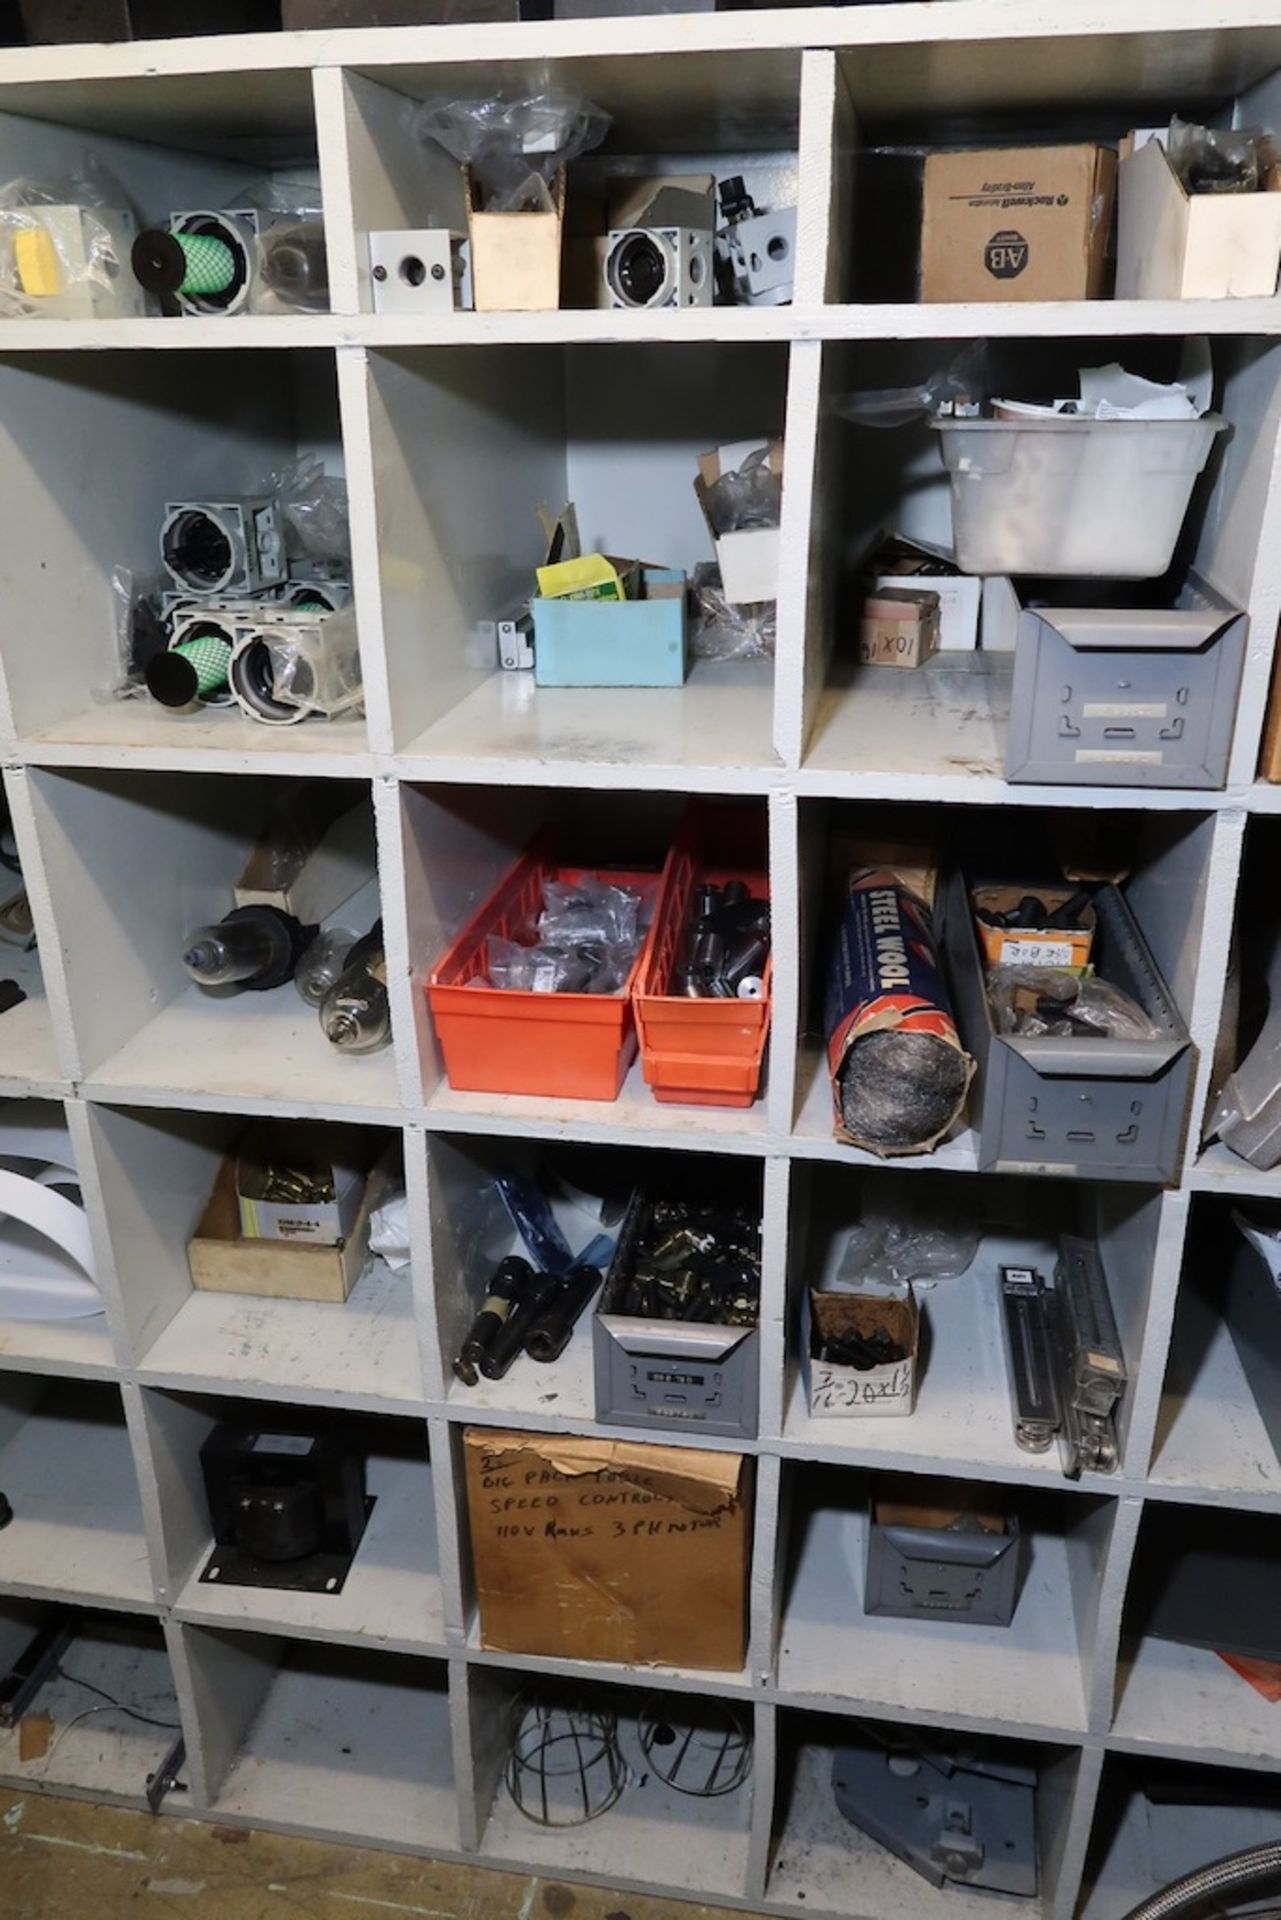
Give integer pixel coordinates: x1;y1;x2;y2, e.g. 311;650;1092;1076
264;608;363;719
1166;117;1270;195
538;873;643;951
369;1181;411;1273
690;565;775;661
832;341;991;429
986;967;1160;1042
701;447;782;535
486;936;634;996
267;454;350;566
415;92;611;211
834;1204;981;1291
102;563;170;702
0;164;139;320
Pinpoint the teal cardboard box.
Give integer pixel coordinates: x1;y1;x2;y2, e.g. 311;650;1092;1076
533;567;688;688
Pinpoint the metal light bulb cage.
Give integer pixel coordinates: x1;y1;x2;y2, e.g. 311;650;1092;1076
505;1693;628;1827
637;1694;752;1797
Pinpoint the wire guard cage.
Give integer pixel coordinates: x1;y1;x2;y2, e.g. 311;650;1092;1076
506;1693;629;1827
638;1694;753;1798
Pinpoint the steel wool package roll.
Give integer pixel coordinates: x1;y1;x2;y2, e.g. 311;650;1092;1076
825;859;974;1156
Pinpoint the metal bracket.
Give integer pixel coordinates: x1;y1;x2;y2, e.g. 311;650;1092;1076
146;1734;187;1814
0;1620;75;1729
831;1739;1038;1897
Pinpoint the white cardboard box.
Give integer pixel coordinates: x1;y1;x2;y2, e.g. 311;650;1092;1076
1118;131;1281;300
694;438;783;605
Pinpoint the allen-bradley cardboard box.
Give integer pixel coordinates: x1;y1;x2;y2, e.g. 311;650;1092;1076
463;1427;753;1669
921;145;1117;302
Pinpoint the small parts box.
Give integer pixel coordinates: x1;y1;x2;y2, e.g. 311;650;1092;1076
188;1156;373;1305
858;589;940;669
1118;130;1281;302
805;1288;919;1419
532;568;688;688
593;1191;760;1440
920;144;1116;304
970;883;1096;974
464;163;565;313
426;842;662;1102
236;1122;366;1245
945;871;1193;1183
634;806;771;1109
866;1483;1026;1627
989;577;1248;790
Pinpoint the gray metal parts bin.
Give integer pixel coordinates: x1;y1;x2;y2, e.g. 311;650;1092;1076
944;871;1193;1183
997;577;1247;790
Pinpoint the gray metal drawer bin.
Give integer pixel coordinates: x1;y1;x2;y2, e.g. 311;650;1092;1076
593;1193;759;1440
944;871;1193;1184
1226;1221;1281;1468
1003;583;1246;790
865;1510;1026;1627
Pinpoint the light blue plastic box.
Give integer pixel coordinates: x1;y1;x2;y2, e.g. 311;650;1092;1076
532;567;688;688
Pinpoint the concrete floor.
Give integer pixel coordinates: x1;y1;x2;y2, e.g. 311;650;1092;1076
0;1789;765;1920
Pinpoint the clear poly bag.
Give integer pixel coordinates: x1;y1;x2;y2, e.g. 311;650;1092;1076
263;454;350;567
538;874;643;950
265;608;364;719
486;936;629;995
1166;117;1267;195
834;1204;981;1291
832;341;991;428
254;216;329;313
100;564;169;703
415;92;610;211
690;564;776;660
0;165;140;320
701;446;781;535
987;966;1160;1042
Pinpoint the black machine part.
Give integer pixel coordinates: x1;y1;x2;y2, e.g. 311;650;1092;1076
183;904;317;993
830;1736;1038;1897
199;1424;371;1595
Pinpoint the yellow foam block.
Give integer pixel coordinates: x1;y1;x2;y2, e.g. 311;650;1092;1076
15;227;61;297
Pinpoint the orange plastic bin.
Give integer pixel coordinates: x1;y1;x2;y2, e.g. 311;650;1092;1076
634;806;771;1109
425;841;664;1102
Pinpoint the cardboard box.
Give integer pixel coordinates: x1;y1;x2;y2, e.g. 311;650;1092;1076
864;534;981;652
920;145;1116;303
464;165;565;313
188;1156;373;1304
858;587;940;668
970;882;1097;973
463;1427;753;1669
694;440;783;605
1261;646;1281;782
235;1122;366;1245
805;1288;919;1418
532;567;688;688
1118;131;1281;301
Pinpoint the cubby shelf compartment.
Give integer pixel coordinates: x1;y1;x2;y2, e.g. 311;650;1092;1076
182;1625;459;1853
143;1389;446;1654
465;1666;755;1900
0;1376;152;1612
87;1104;424;1412
1080;1756;1281;1920
0;1605;181;1808
775;1465;1112;1741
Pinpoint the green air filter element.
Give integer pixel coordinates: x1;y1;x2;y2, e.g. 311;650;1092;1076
146;632;232;709
174;232;236;296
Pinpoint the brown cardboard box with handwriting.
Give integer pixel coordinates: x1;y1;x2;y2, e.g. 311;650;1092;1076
463;1427;753;1669
921;145;1116;302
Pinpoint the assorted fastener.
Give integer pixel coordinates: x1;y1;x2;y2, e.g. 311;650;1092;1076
612;1198;760;1327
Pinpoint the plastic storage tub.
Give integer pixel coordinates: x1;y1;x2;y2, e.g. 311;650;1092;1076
425;840;664;1102
633;804;771;1108
931;414;1227;578
943;870;1193;1183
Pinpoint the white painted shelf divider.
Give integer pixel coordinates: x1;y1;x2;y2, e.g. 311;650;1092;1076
1;7;1281;1918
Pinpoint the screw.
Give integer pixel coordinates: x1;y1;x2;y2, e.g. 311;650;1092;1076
372;264;387;281
431;263;446;281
